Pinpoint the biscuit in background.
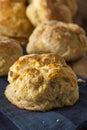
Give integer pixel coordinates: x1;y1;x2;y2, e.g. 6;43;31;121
0;0;34;44
0;37;23;76
26;0;77;26
5;53;79;111
26;21;87;61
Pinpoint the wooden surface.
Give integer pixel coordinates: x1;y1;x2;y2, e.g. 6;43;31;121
69;54;87;79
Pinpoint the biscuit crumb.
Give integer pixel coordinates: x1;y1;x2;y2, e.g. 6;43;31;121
56;119;59;122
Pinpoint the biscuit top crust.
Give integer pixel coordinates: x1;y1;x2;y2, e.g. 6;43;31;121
0;36;23;52
8;53;69;83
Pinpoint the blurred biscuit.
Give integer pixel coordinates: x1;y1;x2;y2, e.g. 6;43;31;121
26;21;87;61
26;0;77;26
0;37;23;76
0;0;33;39
5;53;79;111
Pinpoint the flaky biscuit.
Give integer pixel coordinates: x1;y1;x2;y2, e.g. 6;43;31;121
0;0;33;38
26;21;87;61
26;0;77;26
0;37;23;76
5;53;79;111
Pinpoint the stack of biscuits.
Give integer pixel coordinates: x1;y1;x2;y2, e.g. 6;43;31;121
0;0;33;76
1;0;86;111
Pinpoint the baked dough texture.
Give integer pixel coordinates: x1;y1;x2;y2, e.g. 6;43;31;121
26;0;77;26
0;37;23;76
0;0;33;38
26;21;87;61
5;53;79;111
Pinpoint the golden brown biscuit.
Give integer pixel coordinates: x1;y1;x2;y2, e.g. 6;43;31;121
0;0;33;38
5;53;79;111
26;0;77;26
0;37;23;76
26;21;87;61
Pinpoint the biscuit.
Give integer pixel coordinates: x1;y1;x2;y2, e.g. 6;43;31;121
0;0;33;38
26;0;77;26
26;21;87;61
0;37;23;76
5;53;79;111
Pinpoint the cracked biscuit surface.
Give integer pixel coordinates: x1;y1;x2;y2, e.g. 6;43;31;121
5;53;79;111
26;21;87;61
26;0;77;26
